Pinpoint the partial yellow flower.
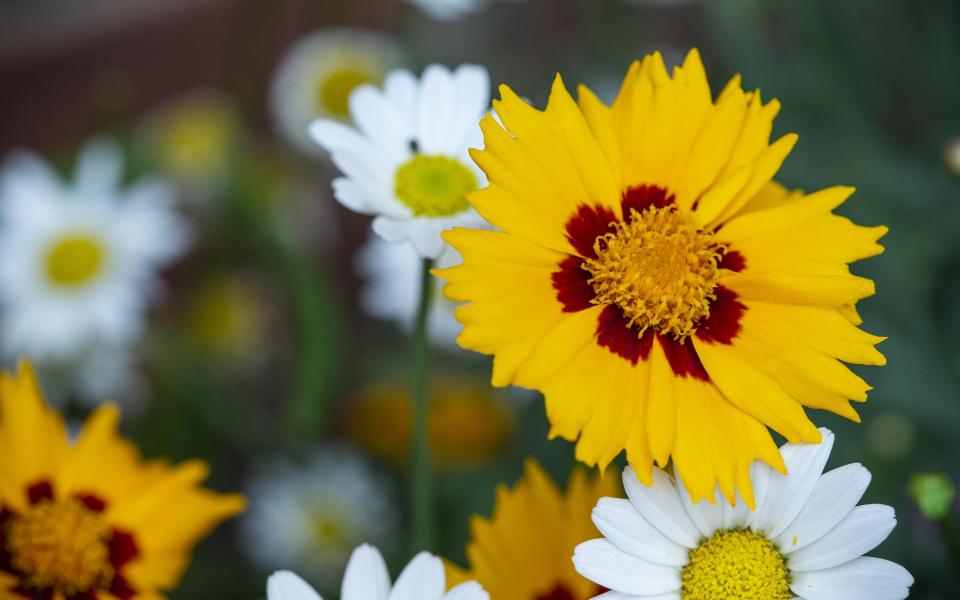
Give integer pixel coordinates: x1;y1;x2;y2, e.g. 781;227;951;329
446;459;619;599
185;274;270;366
0;362;245;600
344;381;513;468
438;49;887;506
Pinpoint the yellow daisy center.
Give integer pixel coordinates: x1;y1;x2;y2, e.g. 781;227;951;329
44;234;106;288
318;67;374;117
5;498;113;595
681;529;791;600
395;155;476;217
583;205;721;339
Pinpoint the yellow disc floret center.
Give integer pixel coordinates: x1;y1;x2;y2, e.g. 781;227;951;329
681;529;791;600
44;234;106;288
318;68;374;117
583;205;721;339
5;498;113;595
395;155;476;217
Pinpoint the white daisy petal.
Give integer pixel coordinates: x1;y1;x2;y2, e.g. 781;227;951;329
591;497;689;567
443;582;489;600
383;69;420;138
776;463;872;553
74;137;123;194
342;544;392;600
268;571;324;600
417;64;458;155
675;466;723;538
572;538;682;596
790;557;913;600
788;504;897;572
387;552;445;600
595;592;680;600
349;84;409;154
751;428;835;538
622;465;701;548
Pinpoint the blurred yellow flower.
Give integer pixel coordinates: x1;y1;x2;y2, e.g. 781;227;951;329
185;275;270;365
138;90;239;193
0;362;245;599
446;459;618;599
439;48;887;506
345;381;513;468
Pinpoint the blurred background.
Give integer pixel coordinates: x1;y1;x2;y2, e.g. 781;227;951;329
1;0;958;597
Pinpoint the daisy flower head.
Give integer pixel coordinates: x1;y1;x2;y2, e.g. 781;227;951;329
573;429;913;600
437;49;887;504
403;0;488;21
0;137;190;364
0;362;246;599
271;28;403;157
447;459;618;599
357;235;464;348
267;544;489;600
311;63;490;259
240;446;397;593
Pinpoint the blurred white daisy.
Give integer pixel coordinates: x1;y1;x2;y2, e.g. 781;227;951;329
356;235;462;349
0;137;189;363
241;447;398;594
573;428;914;600
271;28;403;157
403;0;530;21
310;63;490;259
267;544;489;600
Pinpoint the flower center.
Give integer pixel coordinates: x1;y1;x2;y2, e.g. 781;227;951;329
318;67;374;117
44;234;106;288
394;155;476;217
681;529;791;600
582;205;721;340
4;498;113;595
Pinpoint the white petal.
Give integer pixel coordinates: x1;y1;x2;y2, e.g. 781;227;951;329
776;463;872;553
675;466;723;538
416;64;457;154
594;592;680;600
790;557;913;600
443;581;489;600
447;64;490;151
342;544;391;600
349;84;409;155
75;136;123;194
622;465;701;548
573;538;681;596
267;571;324;600
591;498;689;567
751;428;834;538
383;69;420;138
788;504;896;572
388;552;445;600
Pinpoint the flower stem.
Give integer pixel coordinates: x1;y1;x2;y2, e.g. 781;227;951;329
940;515;960;570
410;257;435;553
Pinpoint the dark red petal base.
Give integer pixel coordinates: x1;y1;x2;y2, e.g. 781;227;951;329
552;187;746;381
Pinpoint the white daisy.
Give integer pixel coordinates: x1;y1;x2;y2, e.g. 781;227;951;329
0;137;189;363
267;544;489;600
271;28;403;157
573;429;914;600
356;235;462;349
240;446;398;594
310;63;490;259
403;0;529;20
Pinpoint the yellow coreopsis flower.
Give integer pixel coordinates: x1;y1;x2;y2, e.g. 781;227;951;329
0;363;245;600
447;459;619;600
438;49;887;506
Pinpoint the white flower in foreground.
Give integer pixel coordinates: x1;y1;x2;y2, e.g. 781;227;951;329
271;28;403;156
0;137;189;362
573;429;914;600
241;447;397;593
311;63;489;259
356;235;462;349
267;544;489;600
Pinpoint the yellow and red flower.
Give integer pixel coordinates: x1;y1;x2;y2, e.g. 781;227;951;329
438;49;886;506
0;363;245;600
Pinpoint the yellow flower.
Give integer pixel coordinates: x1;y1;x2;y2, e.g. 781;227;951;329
447;459;619;599
438;49;887;506
185;275;269;365
345;381;513;468
0;363;245;599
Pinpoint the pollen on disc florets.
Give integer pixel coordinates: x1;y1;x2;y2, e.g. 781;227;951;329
583;205;722;340
394;154;477;217
681;529;792;600
5;498;114;595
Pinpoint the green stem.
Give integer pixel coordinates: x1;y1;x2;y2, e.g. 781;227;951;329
410;257;435;553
